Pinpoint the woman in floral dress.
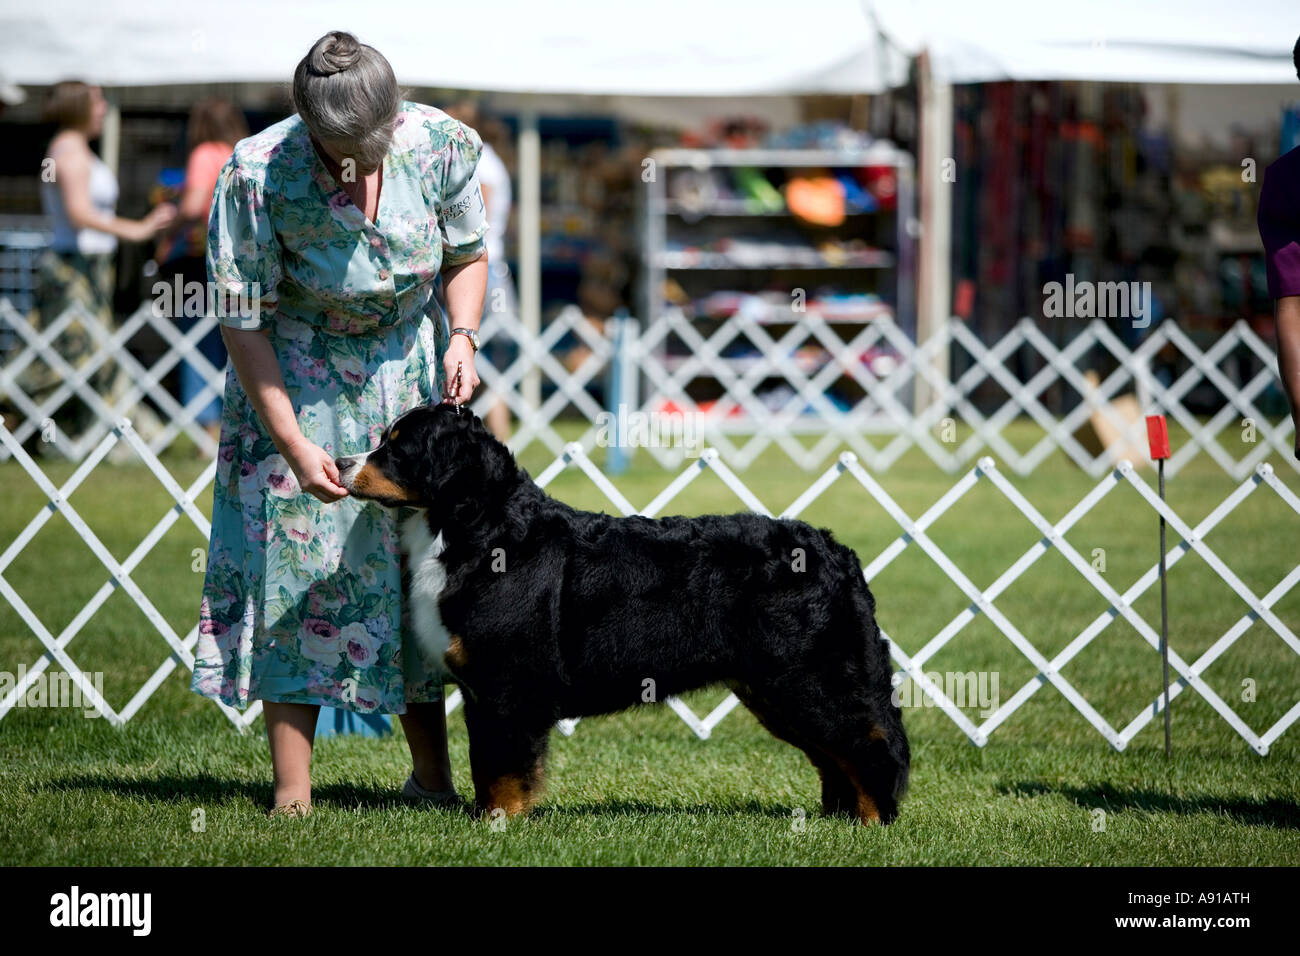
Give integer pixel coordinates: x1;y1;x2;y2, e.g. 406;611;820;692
190;31;489;817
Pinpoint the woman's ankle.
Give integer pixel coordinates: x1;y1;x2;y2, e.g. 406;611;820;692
273;783;311;807
411;761;453;792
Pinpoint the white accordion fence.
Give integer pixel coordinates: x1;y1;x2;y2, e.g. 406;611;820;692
1;298;1294;480
1;415;1297;751
0;297;1296;750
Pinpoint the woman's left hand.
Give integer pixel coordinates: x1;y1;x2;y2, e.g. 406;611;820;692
442;334;480;406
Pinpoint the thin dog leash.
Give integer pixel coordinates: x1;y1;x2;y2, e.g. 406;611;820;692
451;360;464;414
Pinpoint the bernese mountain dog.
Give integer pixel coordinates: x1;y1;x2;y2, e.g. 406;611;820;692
336;403;909;824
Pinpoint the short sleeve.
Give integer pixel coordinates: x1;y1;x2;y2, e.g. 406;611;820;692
1259;160;1300;300
206;156;282;329
437;121;489;267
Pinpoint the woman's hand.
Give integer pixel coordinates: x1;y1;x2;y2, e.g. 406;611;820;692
284;435;349;503
442;334;480;406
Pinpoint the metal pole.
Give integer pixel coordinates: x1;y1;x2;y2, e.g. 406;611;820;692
517;105;542;415
914;49;952;418
100;96;121;178
1159;457;1171;758
605;309;636;477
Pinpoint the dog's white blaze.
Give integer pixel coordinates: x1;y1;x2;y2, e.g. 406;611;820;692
335;450;368;490
401;513;451;666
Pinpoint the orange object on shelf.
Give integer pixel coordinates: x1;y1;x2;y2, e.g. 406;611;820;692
785;176;846;227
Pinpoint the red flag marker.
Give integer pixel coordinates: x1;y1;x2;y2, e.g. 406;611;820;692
1146;414;1170;460
1146;413;1173;757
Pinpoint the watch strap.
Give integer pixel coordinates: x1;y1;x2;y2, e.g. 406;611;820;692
450;327;480;351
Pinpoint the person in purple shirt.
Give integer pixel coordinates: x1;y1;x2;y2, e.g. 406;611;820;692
1258;37;1300;460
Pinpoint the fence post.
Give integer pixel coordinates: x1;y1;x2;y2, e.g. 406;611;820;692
315;708;392;739
606;309;638;476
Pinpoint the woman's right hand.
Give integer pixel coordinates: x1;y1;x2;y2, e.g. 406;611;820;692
284;436;349;503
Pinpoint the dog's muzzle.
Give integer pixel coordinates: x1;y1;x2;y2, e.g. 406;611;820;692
334;453;366;490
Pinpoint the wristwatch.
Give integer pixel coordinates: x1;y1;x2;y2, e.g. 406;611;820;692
450;327;480;352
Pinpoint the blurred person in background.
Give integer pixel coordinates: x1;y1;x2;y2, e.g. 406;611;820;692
446;99;516;441
155;98;248;444
30;81;176;445
1259;36;1300;461
190;31;489;817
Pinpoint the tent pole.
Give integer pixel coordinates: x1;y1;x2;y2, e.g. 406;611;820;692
518;104;541;413
915;49;952;418
101;94;121;178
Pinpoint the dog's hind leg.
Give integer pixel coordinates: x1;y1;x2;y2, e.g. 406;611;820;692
726;681;856;817
463;701;551;818
807;695;909;825
734;677;907;825
808;753;858;817
827;727;908;826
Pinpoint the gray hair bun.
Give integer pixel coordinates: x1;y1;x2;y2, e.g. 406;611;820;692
293;31;401;174
308;31;362;76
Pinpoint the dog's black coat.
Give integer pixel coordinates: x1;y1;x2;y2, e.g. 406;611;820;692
343;404;909;823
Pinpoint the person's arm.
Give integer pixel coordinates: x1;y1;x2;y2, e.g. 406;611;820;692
221;325;348;501
51;138;175;242
441;253;488;405
1276;296;1300;460
206;154;344;501
437;120;492;406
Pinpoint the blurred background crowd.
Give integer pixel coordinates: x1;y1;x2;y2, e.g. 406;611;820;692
0;1;1296;448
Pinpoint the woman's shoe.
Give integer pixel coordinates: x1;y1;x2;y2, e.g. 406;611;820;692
267;798;312;818
401;772;460;808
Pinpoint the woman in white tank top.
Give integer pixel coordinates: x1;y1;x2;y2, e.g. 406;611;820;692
23;81;176;446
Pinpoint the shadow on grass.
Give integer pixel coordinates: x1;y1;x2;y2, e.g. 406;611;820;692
1000;780;1300;829
528;798;798;821
41;774;799;821
43;773;424;812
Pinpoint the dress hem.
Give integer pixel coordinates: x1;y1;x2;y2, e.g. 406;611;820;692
190;686;445;716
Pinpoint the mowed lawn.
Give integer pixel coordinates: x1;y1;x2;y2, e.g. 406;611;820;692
1;419;1298;866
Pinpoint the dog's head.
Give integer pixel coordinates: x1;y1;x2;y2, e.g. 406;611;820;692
336;404;516;514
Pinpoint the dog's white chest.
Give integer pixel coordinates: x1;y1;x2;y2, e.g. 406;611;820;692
400;514;450;666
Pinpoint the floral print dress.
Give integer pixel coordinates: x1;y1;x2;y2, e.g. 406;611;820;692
190;102;488;714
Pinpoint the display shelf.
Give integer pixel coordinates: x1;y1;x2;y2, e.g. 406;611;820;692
639;145;915;413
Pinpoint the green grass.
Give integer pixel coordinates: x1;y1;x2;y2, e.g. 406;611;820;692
1;419;1298;865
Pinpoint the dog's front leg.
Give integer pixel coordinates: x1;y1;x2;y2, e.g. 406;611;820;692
463;700;551;819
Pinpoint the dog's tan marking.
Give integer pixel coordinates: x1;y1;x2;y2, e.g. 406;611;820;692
484;774;533;817
445;634;468;672
351;462;418;503
856;793;881;824
867;725;888;743
474;755;546;819
834;757;882;825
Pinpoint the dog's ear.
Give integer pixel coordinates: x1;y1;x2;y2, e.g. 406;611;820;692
417;405;515;519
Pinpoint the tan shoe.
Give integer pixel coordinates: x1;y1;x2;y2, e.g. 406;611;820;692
401;772;460;808
267;798;312;818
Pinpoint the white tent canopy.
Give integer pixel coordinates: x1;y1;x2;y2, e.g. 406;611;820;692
5;0;1295;92
872;0;1298;85
1;0;902;95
